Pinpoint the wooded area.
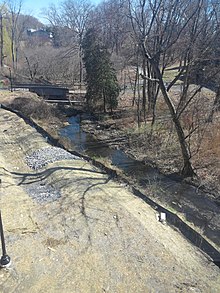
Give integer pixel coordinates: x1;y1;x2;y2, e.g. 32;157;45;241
0;0;220;186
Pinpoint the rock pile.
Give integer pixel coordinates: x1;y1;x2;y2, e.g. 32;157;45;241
24;181;61;203
25;146;79;170
23;146;81;202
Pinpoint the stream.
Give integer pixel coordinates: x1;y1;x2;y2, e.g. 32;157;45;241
60;114;220;266
60;116;158;178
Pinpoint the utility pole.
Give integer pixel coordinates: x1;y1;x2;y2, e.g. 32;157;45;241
0;13;3;67
0;210;11;268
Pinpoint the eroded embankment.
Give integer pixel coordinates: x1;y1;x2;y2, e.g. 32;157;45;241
1;102;220;266
60;114;220;260
0;103;220;292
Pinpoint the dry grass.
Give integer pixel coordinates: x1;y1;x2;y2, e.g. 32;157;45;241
112;83;220;192
0;91;66;139
163;68;182;83
192;116;220;192
2;87;219;193
9;96;57;120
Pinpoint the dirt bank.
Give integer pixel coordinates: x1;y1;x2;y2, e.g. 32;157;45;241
0;93;220;291
79;102;220;197
67;112;220;252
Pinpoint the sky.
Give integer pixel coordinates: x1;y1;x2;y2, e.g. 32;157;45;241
22;0;64;23
22;0;100;24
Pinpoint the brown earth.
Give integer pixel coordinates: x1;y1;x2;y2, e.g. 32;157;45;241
80;85;220;196
0;92;220;291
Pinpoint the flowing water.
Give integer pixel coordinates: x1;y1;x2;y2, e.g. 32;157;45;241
60;116;159;177
60;114;220;265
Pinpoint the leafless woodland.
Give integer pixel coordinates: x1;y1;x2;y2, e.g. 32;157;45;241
1;0;220;190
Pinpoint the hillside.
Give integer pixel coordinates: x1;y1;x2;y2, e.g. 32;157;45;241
0;93;219;292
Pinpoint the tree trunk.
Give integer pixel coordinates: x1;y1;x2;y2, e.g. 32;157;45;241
207;86;220;123
79;37;83;86
148;56;195;177
11;30;15;71
132;66;138;107
103;91;106;113
147;61;159;117
0;14;3;67
142;56;147;122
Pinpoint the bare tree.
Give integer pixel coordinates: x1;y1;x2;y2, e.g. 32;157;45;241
128;0;161;123
128;0;218;177
6;0;23;71
45;0;93;85
0;3;7;67
92;0;131;55
19;44;80;84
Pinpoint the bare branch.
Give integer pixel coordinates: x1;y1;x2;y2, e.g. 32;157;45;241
140;73;159;82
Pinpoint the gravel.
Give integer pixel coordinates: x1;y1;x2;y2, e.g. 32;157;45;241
25;146;80;170
23;181;61;203
23;146;81;202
